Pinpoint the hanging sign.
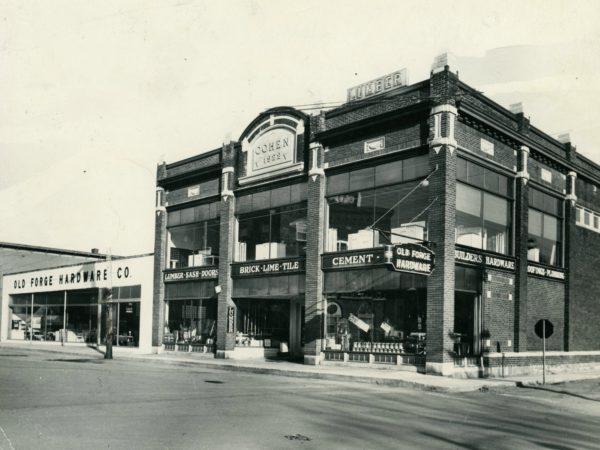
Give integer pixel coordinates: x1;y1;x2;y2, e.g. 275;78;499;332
384;244;435;276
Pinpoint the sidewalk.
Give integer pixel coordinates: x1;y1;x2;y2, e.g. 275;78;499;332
3;341;599;393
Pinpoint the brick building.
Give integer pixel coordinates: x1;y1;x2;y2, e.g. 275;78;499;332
153;54;600;376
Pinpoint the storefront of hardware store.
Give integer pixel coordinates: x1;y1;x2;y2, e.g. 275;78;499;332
153;56;600;376
1;255;154;353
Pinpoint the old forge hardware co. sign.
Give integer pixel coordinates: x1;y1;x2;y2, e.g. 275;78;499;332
384;243;435;276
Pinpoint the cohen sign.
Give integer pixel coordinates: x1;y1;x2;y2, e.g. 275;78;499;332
384;244;435;276
251;127;295;173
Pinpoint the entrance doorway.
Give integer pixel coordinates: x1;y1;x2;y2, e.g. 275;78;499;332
454;292;481;356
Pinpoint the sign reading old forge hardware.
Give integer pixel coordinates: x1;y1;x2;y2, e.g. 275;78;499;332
384;244;435;276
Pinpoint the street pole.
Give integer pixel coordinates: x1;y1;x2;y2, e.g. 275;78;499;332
104;252;114;360
542;320;546;385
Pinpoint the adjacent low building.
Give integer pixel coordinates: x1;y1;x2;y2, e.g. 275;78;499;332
1;254;154;353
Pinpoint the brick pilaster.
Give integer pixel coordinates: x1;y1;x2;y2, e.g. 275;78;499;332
216;142;237;357
304;142;326;365
564;171;577;351
426;65;458;375
151;166;167;350
514;146;530;352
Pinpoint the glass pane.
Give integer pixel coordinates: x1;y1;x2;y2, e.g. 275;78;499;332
484;170;500;193
375;160;403;186
168;221;220;268
483;193;508;225
543;215;559;241
403;155;428;180
252;190;270;210
457;158;467;181
290;183;308;203
456;184;481;216
327;190;376;251
270;185;291;208
349;167;374;191
467;161;484;187
270;204;308;258
236;194;253;214
327;172;349;195
456;184;483;249
528;209;542;236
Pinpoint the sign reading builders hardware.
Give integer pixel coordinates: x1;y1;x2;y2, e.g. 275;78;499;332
384;244;435;276
454;249;516;271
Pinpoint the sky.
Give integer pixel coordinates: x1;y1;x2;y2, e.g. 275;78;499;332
1;0;599;256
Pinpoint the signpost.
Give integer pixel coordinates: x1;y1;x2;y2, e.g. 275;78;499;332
534;319;554;384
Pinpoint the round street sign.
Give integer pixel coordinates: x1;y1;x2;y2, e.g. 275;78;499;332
535;319;554;339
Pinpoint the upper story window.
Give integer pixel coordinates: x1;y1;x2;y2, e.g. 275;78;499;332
325;155;430;252
528;189;563;266
455;158;513;255
575;206;600;233
167;201;220;269
235;183;307;262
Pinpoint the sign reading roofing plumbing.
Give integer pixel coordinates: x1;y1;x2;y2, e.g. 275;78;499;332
347;68;408;102
384;244;435;276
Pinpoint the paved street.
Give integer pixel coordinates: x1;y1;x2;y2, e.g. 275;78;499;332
0;347;599;450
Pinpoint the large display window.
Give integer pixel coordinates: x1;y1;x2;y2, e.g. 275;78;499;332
234;298;290;349
323;269;426;355
167;201;220;269
235;183;307;261
528;188;563;266
164;299;217;345
325;155;430;252
455;158;513;255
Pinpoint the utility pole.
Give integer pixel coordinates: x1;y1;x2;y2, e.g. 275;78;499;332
104;252;114;360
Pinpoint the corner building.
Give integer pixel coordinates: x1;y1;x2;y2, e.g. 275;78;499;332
153;55;600;376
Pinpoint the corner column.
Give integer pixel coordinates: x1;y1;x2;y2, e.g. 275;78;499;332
304;142;326;365
426;61;459;375
151;170;167;352
216;142;237;358
514;145;530;352
564;170;577;351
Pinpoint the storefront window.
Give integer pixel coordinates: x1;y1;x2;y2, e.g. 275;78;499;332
323;269;426;354
236;203;307;261
456;183;512;254
65;290;98;343
528;189;563;266
326;156;430;252
234;298;290;348
8;295;33;340
167;201;220;269
165;299;217;345
235;183;307;262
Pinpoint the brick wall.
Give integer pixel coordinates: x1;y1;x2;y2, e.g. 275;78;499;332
526;277;565;351
163;153;220;180
455;121;516;170
324;121;427;168
568;214;600;350
324;84;429;131
482;270;515;351
528;158;566;193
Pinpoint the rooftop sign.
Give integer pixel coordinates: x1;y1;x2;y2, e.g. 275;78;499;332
347;68;408;102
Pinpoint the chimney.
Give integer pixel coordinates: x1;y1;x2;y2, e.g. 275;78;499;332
509;102;523;114
431;52;458;75
91;248;99;254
